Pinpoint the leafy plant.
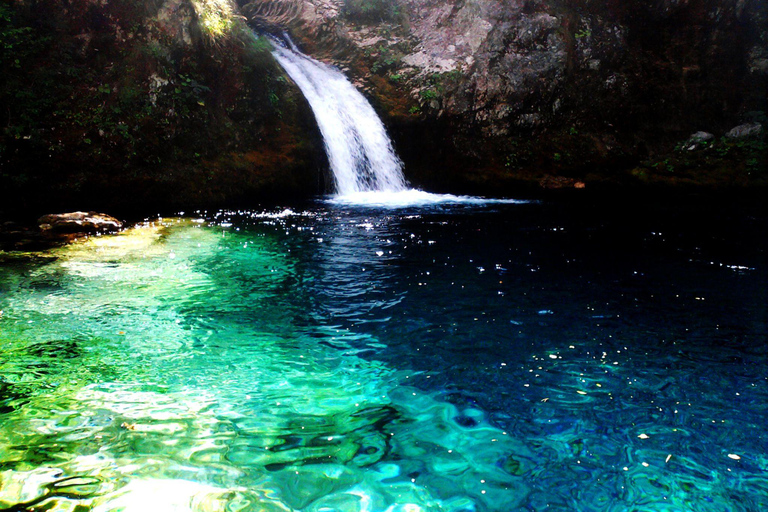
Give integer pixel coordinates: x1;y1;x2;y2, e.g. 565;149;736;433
651;158;674;172
371;45;401;74
575;28;592;39
420;89;438;100
0;4;46;70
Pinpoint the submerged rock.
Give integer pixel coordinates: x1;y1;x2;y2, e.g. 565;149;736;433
38;212;123;234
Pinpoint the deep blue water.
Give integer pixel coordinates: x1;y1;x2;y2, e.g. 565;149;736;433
0;197;766;511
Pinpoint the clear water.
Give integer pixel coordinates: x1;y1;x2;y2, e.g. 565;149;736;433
0;199;766;511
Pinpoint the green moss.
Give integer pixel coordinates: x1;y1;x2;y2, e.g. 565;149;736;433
370;44;403;74
343;0;402;23
420;89;438;100
409;70;464;103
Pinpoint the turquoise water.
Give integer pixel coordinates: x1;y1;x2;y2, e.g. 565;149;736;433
0;200;766;511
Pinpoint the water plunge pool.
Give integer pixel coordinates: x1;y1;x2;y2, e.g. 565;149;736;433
0;198;766;511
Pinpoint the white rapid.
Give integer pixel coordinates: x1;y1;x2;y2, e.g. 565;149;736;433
269;35;408;195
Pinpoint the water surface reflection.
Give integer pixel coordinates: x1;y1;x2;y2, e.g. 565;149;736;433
0;200;766;511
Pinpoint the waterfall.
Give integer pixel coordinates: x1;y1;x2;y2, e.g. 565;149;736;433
268;34;523;207
269;35;408;196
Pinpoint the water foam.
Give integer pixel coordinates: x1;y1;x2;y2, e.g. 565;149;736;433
328;189;530;208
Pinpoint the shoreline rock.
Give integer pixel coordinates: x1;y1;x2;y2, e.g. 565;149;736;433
0;212;123;251
38;212;123;234
683;131;715;151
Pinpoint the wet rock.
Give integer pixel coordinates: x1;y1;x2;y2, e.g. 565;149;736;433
38;212;123;234
689;131;715;142
683;131;715;150
725;123;763;140
0;221;75;251
236;0;767;191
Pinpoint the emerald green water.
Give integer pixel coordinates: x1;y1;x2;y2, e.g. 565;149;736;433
0;201;766;511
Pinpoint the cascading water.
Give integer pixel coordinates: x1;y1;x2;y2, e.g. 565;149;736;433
269;35;408;195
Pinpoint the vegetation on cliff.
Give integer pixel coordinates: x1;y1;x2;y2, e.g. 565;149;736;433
0;0;323;214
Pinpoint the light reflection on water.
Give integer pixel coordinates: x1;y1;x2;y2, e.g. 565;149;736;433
0;217;527;511
0;201;766;511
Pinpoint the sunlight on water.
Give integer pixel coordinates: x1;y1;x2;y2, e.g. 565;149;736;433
0;218;528;511
0;203;766;512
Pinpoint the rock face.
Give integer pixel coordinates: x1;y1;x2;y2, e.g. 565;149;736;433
38;212;123;233
682;132;715;151
238;0;767;192
1;0;765;205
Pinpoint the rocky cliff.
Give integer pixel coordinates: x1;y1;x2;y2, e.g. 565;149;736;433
241;0;767;192
1;0;766;214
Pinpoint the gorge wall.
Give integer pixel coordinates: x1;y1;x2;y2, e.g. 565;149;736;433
241;0;767;193
1;0;766;213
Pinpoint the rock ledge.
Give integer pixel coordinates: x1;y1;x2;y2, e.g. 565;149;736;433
38;212;123;234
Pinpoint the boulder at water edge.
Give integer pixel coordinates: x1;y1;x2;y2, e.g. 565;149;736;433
38;212;123;234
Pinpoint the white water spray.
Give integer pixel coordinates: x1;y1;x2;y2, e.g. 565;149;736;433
269;35;408;195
